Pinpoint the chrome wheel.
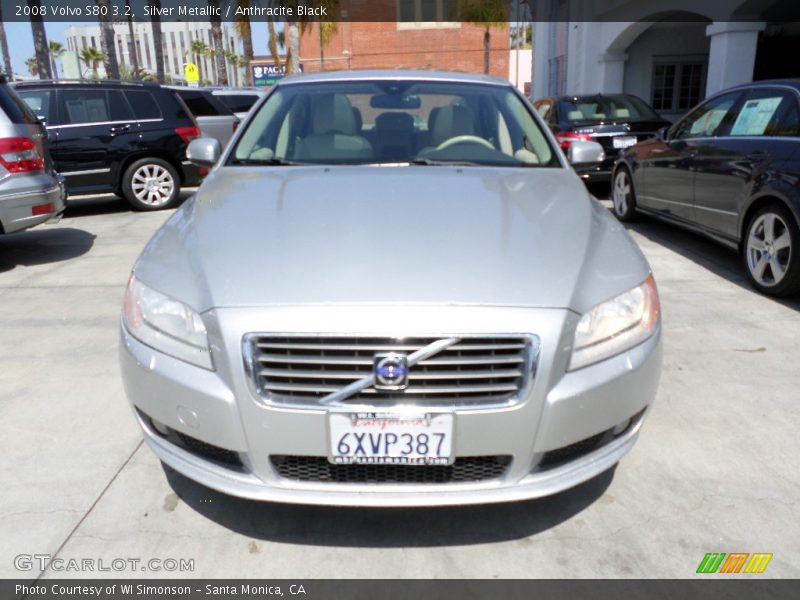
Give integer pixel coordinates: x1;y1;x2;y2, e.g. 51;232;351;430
613;170;631;217
130;163;176;207
746;212;792;287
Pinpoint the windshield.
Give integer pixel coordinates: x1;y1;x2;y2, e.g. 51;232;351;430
230;80;557;167
558;95;662;123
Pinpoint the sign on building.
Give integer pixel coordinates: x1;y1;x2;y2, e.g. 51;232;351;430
252;63;303;87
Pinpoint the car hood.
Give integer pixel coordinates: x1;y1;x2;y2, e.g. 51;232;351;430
134;166;650;313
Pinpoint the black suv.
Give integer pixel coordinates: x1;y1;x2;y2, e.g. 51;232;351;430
13;80;203;210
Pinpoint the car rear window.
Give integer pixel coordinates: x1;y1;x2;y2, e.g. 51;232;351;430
217;94;260;113
0;84;41;125
177;90;233;117
559;95;661;123
125;90;162;120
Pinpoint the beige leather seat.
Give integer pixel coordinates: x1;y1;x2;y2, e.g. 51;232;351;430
429;104;477;147
295;94;373;161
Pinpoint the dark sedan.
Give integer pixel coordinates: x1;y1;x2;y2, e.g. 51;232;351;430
533;94;669;182
612;79;800;297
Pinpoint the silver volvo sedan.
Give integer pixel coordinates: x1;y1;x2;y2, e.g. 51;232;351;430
120;71;663;506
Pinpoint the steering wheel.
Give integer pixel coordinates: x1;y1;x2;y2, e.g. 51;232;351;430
435;135;495;151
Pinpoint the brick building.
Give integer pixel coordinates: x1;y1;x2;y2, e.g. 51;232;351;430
298;22;510;78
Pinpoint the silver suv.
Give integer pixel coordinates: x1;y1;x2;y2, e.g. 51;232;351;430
0;75;65;235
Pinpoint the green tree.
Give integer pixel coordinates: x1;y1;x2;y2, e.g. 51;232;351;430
96;0;120;79
147;0;165;83
209;0;229;86
28;0;52;79
234;0;254;85
25;56;39;77
456;0;507;74
190;39;209;83
318;22;338;71
48;41;65;80
79;46;105;79
0;5;14;78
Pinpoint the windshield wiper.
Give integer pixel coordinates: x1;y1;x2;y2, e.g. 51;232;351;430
231;157;307;166
409;157;483;166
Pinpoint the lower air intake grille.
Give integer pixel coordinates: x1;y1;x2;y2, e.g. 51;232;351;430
271;455;511;484
175;431;243;468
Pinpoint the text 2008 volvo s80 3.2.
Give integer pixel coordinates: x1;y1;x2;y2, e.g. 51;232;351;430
119;71;662;506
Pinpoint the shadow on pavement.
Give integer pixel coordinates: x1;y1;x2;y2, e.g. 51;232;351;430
0;227;96;273
164;463;615;547
621;212;800;312
63;190;196;218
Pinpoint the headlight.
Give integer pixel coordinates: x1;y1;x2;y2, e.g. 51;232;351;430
569;275;660;371
122;274;213;370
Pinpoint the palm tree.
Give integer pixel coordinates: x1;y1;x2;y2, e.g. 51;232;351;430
96;0;120;79
28;0;52;79
267;15;281;68
456;0;507;74
224;51;240;86
26;56;39;77
190;39;209;83
147;0;165;83
234;0;254;85
286;24;300;74
79;47;105;79
124;0;139;73
318;22;338;71
48;41;65;80
208;0;229;86
0;5;13;78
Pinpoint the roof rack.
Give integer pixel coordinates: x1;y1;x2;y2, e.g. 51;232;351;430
12;79;159;87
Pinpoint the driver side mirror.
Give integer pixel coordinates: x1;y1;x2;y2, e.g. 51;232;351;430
568;140;605;167
187;138;221;168
656;126;670;142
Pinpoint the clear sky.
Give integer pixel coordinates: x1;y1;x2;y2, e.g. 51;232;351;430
3;21;271;78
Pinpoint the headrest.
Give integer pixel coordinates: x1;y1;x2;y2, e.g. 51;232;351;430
375;111;415;131
613;108;630;118
311;94;357;135
431;104;475;146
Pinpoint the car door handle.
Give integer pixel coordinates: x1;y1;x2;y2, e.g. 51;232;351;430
109;124;130;134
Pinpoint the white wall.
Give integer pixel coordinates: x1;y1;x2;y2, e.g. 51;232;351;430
509;49;532;94
623;22;709;118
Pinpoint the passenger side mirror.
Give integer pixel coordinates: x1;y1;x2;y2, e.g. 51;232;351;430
187;138;221;168
568;140;605;167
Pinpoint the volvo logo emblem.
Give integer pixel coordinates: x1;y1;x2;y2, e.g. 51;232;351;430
373;353;409;390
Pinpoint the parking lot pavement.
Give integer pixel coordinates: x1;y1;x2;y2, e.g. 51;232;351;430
1;192;798;579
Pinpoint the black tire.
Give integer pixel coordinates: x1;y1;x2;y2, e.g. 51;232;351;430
611;166;637;221
742;203;800;297
121;158;180;211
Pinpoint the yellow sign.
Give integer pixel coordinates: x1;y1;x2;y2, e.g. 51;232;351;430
184;63;199;82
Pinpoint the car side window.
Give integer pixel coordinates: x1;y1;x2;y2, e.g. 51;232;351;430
61;89;119;125
125;91;162;120
16;89;52;124
673;92;742;140
728;89;800;137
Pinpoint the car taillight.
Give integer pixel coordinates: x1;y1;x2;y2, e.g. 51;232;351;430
555;132;593;151
176;126;200;145
0;137;45;173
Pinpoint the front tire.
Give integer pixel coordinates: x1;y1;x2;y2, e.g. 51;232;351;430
612;167;637;221
121;158;180;211
743;204;800;297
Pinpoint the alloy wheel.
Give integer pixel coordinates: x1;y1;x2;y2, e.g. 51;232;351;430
613;170;630;216
131;163;176;207
746;212;792;287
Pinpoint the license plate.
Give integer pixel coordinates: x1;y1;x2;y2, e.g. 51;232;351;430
329;413;454;465
613;136;637;149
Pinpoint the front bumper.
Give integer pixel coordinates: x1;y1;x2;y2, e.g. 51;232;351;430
120;305;662;506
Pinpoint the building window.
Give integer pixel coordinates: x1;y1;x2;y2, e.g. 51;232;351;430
652;61;707;112
397;0;459;28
